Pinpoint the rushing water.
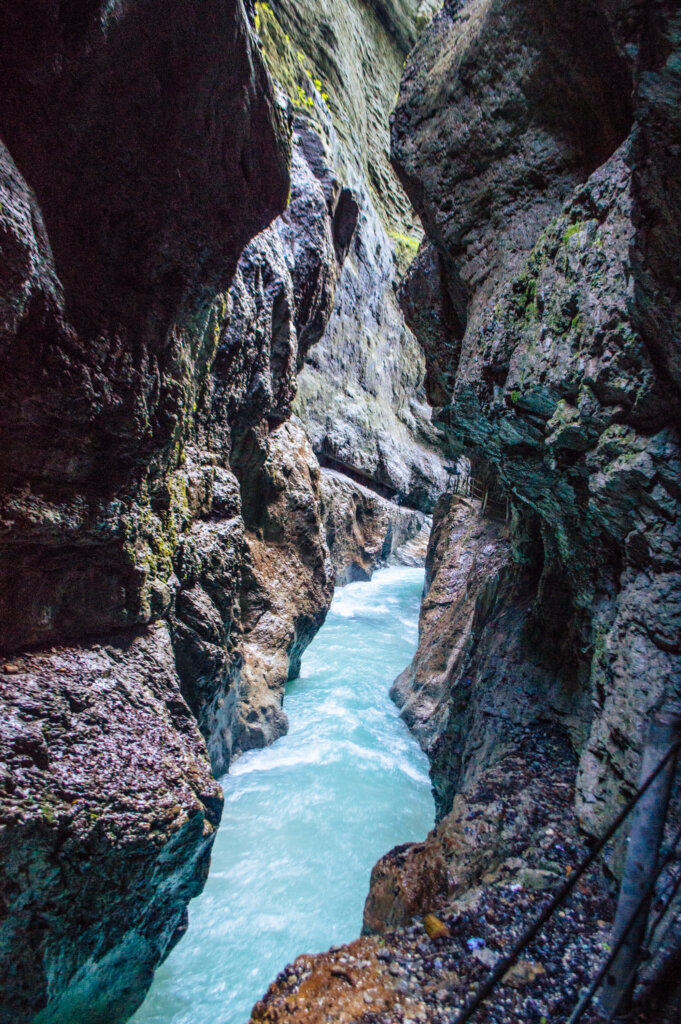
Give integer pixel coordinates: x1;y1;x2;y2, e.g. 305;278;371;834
132;566;434;1024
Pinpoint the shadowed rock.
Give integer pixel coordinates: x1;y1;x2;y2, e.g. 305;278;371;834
0;2;294;1019
391;0;681;838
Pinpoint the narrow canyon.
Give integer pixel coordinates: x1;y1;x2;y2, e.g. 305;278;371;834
0;2;679;1024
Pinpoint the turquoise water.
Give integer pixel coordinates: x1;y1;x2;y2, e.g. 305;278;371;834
132;566;434;1024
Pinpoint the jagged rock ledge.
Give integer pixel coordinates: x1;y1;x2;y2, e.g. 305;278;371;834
320;468;430;586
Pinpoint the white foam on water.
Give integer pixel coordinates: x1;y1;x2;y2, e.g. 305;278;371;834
132;565;434;1024
228;738;336;776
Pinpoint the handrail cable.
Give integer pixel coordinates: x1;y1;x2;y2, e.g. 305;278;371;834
645;861;681;951
566;820;681;1024
601;850;681;1022
452;738;681;1024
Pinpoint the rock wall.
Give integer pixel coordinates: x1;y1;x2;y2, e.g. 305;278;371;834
254;0;448;510
0;0;455;1012
391;0;681;838
0;0;289;655
330;4;681;1016
391;495;513;785
0;627;222;1024
169;113;355;774
320;468;430;585
0;3;363;1019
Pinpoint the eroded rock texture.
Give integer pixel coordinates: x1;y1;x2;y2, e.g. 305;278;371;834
0;0;290;653
171;113;356;772
391;0;681;837
0;2;360;1019
229;421;335;757
320;468;430;585
391;495;513;781
392;492;597;824
0;627;222;1024
254;0;448;509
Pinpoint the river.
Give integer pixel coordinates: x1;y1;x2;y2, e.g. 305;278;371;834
132;565;434;1024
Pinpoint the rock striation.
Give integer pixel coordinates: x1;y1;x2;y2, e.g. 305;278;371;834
391;0;681;838
391;495;514;798
256;0;448;510
0;2;364;1019
319;468;430;585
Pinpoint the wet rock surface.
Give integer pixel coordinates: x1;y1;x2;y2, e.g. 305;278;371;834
391;494;511;762
320;468;430;585
171;113;357;774
0;627;222;1024
391;0;681;834
230;421;335;757
257;0;448;509
294;190;448;511
0;0;290;652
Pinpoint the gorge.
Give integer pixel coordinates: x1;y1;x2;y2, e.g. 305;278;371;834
132;566;434;1024
1;1;680;1023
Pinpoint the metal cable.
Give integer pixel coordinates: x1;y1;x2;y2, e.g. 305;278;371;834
566;821;681;1024
602;854;681;1023
451;739;681;1024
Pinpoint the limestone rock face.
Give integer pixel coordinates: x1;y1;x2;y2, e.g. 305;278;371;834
230;421;335;756
0;1;290;652
0;626;222;1024
392;493;594;820
391;495;512;761
259;0;448;509
171;116;356;774
319;468;430;585
0;3;356;1019
391;0;681;835
51;107;357;790
294;191;449;511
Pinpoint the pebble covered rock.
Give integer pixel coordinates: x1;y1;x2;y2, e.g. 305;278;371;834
248;729;676;1024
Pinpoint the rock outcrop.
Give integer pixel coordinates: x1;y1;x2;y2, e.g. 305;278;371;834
319;468;430;584
170;112;356;773
229;421;335;757
391;495;513;779
0;0;290;653
391;0;681;838
254;0;448;510
0;627;222;1024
